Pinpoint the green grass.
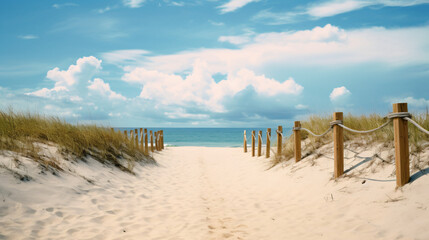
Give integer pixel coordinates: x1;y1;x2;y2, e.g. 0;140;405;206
0;110;153;173
273;113;429;166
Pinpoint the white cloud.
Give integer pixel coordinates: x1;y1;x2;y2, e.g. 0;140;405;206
52;3;78;9
101;49;150;66
209;20;225;26
218;35;251;45
295;104;308;110
218;0;259;13
46;56;102;89
123;0;146;8
18;35;38;40
254;0;429;24
330;86;351;101
27;56;125;103
88;78;126;100
97;6;112;14
105;24;429;75
388;97;429;109
308;0;429;18
307;0;370;18
122;59;302;112
170;1;185;7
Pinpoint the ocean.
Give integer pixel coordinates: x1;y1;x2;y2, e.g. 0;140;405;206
115;128;292;147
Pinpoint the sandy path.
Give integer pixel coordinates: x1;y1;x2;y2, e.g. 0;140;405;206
1;146;429;239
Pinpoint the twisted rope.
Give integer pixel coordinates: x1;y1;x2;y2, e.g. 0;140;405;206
276;130;283;137
300;127;332;137
338;121;391;134
405;117;429;135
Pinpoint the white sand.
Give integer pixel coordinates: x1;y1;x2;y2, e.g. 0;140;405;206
1;144;429;240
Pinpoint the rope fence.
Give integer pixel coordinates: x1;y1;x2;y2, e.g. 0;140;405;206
117;128;165;155
242;102;429;188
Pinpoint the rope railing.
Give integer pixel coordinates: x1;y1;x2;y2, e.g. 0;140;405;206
298;127;332;137
405;117;429;135
242;102;428;188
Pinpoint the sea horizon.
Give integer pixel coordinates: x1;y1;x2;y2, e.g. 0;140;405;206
114;127;292;147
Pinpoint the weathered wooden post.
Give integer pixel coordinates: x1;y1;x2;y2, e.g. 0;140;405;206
155;131;159;151
393;103;410;187
243;130;247;153
150;130;154;152
161;130;164;150
135;129;138;147
124;130;127;140
130;130;134;146
266;128;271;158
333;112;344;178
294;121;301;162
258;130;262;157
277;126;282;156
140;128;143;150
158;131;161;151
144;129;148;154
251;130;255;157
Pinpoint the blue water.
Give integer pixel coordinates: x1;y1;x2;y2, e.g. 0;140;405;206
115;128;292;147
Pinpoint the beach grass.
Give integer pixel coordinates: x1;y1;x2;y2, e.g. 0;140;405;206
273;113;429;166
0;110;152;173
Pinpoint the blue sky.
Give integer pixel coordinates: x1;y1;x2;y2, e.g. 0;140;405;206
1;0;429;127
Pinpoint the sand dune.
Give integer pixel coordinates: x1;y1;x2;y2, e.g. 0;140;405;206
1;145;428;239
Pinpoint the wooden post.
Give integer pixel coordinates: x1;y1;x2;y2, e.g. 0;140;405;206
135;129;138;147
294;121;301;162
139;128;143;150
161;130;164;150
124;130;127;140
393;103;410;187
155;131;158;151
251;130;255;157
158;131;161;151
266;128;271;158
333;112;344;178
258;130;262;157
150;130;154;152
110;128;114;132
277;126;282;156
144;129;148;154
243;130;247;153
130;130;134;146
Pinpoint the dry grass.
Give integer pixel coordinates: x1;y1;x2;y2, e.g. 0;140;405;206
273;113;429;166
0;110;153;173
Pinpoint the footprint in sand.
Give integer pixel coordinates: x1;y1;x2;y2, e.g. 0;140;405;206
91;199;97;204
55;211;63;217
46;207;54;212
140;194;150;199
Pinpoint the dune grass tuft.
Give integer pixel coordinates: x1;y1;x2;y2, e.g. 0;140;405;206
273;113;429;166
0;110;153;173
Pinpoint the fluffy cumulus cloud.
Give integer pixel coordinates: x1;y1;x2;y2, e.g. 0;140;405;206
123;59;302;112
330;86;351;105
218;0;259;13
26;56;126;121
